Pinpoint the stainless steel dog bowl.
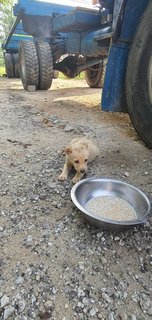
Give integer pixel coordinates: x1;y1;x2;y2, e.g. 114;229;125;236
71;178;151;230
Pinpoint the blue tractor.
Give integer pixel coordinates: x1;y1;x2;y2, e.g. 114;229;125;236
2;0;152;148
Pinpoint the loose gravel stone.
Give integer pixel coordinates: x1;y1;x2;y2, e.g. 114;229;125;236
90;308;97;317
17;300;26;312
16;276;24;285
147;308;152;316
1;295;9;308
108;312;115;320
3;306;15;319
26;235;33;242
130;315;137;320
102;293;112;304
118;313;128;320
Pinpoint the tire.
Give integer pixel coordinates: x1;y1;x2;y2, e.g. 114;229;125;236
19;40;39;90
12;53;20;78
5;53;14;78
36;40;54;90
126;1;152;148
84;63;106;88
53;70;59;79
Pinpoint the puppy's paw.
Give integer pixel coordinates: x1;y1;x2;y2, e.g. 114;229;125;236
72;176;81;184
58;174;67;181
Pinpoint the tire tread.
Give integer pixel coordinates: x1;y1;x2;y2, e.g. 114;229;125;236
36;40;54;90
19;40;39;90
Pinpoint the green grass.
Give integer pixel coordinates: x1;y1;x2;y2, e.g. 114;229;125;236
0;66;6;77
59;71;85;80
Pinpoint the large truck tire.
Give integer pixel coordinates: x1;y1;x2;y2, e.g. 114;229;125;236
5;53;14;78
19;40;39;90
36;40;54;90
12;53;20;78
126;1;152;149
84;63;106;88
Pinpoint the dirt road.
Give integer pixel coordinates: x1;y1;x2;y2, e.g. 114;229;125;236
0;78;152;320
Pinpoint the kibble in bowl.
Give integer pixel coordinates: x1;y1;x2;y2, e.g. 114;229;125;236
71;178;151;230
86;196;137;221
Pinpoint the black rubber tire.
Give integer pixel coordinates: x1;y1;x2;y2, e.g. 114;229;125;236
84;63;106;88
36;40;54;90
126;1;152;149
19;40;39;90
5;53;14;78
12;53;20;78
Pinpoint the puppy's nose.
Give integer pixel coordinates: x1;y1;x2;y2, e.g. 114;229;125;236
80;169;85;173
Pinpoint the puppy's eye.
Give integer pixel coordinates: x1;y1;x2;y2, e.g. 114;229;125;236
85;159;88;162
75;160;79;164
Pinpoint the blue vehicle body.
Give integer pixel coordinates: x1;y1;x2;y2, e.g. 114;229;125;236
102;0;150;112
4;22;32;52
3;1;75;52
2;0;151;113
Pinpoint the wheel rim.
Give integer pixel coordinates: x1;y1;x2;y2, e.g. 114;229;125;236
148;56;152;105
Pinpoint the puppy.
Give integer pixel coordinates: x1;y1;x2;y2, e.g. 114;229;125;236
58;137;99;184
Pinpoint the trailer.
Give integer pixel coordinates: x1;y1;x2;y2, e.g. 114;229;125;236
2;0;152;148
3;21;32;78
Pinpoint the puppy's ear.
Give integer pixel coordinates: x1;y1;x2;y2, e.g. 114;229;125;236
62;147;72;155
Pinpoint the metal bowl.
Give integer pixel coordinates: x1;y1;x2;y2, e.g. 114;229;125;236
71;178;151;230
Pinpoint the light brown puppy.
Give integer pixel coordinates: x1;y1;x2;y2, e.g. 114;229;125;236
58;138;99;184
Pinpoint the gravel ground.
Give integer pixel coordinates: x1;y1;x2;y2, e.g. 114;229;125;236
0;78;152;320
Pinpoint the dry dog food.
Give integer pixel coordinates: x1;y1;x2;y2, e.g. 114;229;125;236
85;196;136;221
